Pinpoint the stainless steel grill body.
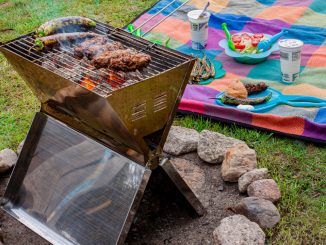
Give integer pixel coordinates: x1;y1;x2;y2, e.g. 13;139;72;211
0;20;195;166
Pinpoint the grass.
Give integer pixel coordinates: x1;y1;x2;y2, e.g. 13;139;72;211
0;0;325;244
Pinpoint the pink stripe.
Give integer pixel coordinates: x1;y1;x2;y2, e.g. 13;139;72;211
179;99;205;114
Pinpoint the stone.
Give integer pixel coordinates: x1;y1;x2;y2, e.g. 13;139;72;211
163;126;199;156
213;215;265;245
170;158;205;197
197;130;245;164
17;139;25;155
238;168;269;193
217;184;224;192
0;149;18;173
221;144;257;182
247;179;281;203
230;197;280;229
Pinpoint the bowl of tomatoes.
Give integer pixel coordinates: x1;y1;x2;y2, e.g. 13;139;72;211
219;32;279;64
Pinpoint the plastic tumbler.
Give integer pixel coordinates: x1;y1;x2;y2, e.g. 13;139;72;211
187;10;210;50
278;39;304;83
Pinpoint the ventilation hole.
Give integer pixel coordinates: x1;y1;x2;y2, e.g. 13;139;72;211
131;101;146;121
154;92;167;112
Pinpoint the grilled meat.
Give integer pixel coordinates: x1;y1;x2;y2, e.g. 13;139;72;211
220;93;272;105
84;42;125;59
244;82;268;95
73;36;151;71
74;36;109;58
92;49;151;71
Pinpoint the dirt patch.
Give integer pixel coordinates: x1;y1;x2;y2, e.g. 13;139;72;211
0;153;244;244
126;153;243;244
0;2;12;8
0;29;14;34
0;175;50;245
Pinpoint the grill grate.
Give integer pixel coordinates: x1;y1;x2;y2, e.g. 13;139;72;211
2;21;189;96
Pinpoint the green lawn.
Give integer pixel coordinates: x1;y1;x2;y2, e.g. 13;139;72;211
0;1;325;244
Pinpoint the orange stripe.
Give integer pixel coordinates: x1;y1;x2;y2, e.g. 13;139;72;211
206;73;243;91
252;114;305;135
282;84;326;100
152;17;190;43
256;6;306;24
190;0;230;13
306;46;326;68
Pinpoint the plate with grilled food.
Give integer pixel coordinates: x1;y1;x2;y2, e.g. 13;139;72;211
215;82;326;113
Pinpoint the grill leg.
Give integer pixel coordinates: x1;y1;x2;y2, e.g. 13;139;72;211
159;158;206;216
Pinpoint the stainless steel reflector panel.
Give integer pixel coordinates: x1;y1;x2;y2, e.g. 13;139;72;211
2;113;150;245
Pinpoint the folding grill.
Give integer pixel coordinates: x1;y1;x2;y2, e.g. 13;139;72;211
0;20;205;245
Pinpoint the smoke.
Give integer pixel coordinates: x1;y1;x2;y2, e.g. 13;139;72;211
56;24;97;50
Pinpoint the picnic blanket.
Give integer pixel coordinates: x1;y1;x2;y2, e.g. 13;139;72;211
129;0;326;142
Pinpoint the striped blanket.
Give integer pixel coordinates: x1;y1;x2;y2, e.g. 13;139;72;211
129;0;326;142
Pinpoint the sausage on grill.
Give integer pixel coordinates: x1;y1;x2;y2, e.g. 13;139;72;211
34;32;102;50
36;16;96;37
